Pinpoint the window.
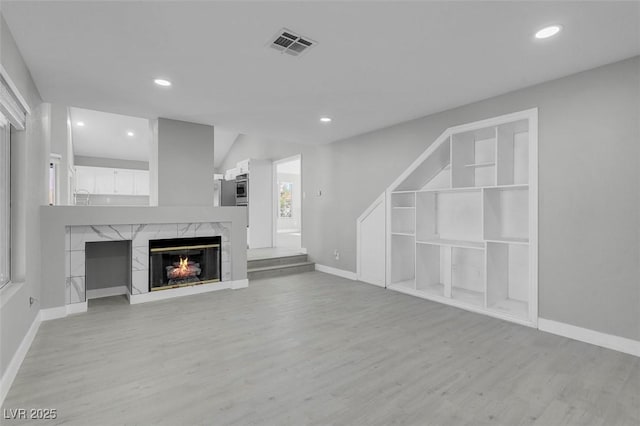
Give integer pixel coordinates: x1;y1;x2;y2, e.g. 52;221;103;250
0;120;10;288
279;182;293;218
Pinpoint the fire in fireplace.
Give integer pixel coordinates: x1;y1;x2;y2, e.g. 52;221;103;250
149;236;221;291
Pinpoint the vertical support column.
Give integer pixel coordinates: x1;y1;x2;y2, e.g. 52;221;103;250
442;246;452;298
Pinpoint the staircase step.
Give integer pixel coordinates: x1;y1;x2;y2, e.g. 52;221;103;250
248;261;315;280
247;254;308;270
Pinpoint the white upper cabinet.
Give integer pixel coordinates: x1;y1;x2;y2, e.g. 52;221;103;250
93;167;116;194
134;170;150;195
74;166;96;193
74;166;150;196
114;169;135;194
237;159;250;174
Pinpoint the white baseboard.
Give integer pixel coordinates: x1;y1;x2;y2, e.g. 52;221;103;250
538;318;640;358
315;264;357;280
86;286;128;300
231;279;248;289
356;275;385;288
129;281;233;304
66;301;88;315
39;306;67;321
39;301;88;321
0;314;40;407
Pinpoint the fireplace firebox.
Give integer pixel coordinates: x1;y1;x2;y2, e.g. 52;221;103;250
149;236;221;291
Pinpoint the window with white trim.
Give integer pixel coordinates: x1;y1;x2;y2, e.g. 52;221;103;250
0;67;29;288
0;119;10;288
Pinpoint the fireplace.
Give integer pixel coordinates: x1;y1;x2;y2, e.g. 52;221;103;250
149;236;221;291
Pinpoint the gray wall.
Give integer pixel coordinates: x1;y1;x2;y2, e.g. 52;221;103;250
0;14;46;378
222;56;640;341
85;241;131;291
157;118;214;206
75;155;149;171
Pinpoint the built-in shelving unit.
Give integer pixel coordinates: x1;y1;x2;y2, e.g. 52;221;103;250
386;109;537;326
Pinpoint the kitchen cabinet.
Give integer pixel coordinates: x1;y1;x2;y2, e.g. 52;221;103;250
114;169;135;194
134;170;149;195
74;166;150;196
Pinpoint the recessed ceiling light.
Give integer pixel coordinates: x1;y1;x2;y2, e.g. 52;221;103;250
535;25;562;40
320;117;332;123
127;131;135;137
76;121;85;127
154;78;172;87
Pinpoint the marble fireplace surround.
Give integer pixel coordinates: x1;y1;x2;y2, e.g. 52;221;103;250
40;206;248;313
66;222;233;304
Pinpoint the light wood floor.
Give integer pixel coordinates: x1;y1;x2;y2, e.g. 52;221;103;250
3;272;639;425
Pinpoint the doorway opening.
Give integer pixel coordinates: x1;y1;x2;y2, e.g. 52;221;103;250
273;155;302;250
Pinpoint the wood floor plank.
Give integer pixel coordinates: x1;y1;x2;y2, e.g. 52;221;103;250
2;272;638;425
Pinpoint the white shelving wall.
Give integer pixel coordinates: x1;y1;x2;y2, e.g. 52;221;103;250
386;109;538;326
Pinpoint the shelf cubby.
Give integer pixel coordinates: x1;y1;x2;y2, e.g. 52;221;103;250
416;190;483;243
487;242;529;319
391;209;415;235
483;187;528;243
391;192;415;208
391;192;415;234
452;126;496;188
416;243;448;297
391;234;415;287
497;119;529;186
450;247;485;307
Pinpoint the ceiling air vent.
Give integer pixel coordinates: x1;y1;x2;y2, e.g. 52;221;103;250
269;28;316;57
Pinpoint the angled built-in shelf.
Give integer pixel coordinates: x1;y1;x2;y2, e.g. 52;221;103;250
386;109;537;326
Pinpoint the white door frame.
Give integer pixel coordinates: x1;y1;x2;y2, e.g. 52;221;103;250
272;154;302;249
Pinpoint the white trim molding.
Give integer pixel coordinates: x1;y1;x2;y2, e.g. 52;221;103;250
39;306;67;321
40;301;88;321
0;64;30;130
66;301;88;315
315;264;357;281
538;318;640;358
230;279;249;289
0;315;40;406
